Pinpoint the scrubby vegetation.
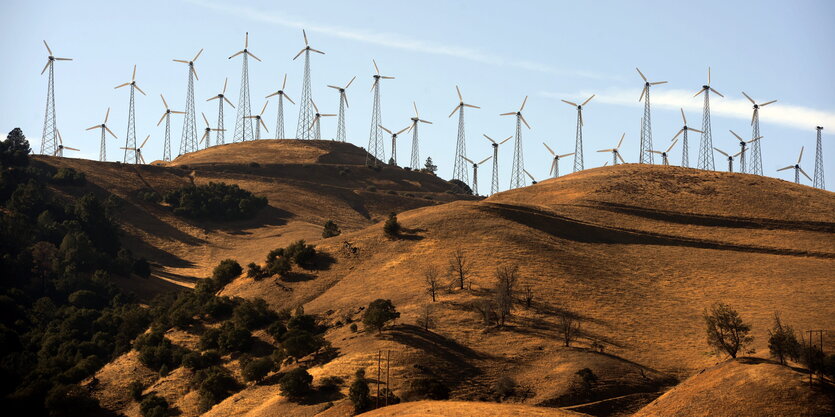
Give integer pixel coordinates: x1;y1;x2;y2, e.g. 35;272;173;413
279;367;313;400
349;369;371;413
51;167;86;186
383;212;400;238
0;129;153;416
163;182;267;221
322;220;341;238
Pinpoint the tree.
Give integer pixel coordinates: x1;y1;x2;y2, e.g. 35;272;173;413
522;284;534;308
424;157;437;174
569;368;598;402
494;265;519;326
279;367;313;400
383;212;400;238
266;249;291;277
363;299;400;334
241;357;274;383
349;368;371;413
212;259;242;287
139;393;169;417
0;128;31;167
767;313;801;365
704;302;753;359
424;266;441;302
559;313;580;347
282;329;324;359
448;249;471;290
322;220;341;238
417;304;436;331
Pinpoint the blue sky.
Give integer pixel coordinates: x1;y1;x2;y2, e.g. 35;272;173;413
1;0;833;191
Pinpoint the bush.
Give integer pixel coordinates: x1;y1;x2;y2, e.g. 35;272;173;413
265;249;291;277
285;240;317;268
137;189;161;203
134;331;185;371
212;259;242;287
52;167;86;186
68;289;103;309
493;375;516;398
407;377;449;400
287;314;318;333
282;329;323;359
193;366;238;411
267;321;287;342
241;357;274;383
140;394;169;417
319;375;344;392
129;380;145;401
163;182;267;220
44;384;101;417
349;369;371;413
322;220;341;238
383;213;400;238
569;368;598;402
704;302;752;359
349;323;358;333
232;298;277;330
363;299;400;334
183;350;220;370
246;262;267;280
216;323;253;354
279;367;313;400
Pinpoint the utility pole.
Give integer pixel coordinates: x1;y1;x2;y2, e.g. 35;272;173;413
805;329;825;386
385;350;391;407
376;350;381;409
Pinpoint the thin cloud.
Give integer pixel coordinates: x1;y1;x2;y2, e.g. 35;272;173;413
540;89;835;131
184;0;613;80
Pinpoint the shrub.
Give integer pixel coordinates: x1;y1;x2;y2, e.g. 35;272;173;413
193;366;238;411
322;220;341;238
279;367;313;400
407;377;449;400
232;298;277;330
282;329;322;359
44;384;100;417
569;368;598;402
319;375;344;392
449;179;473;195
212;259;242;287
349;369;371;413
704;302;753;359
266;321;287;342
129;380;145;401
767;313;801;365
383;212;400;238
349;323;358;333
285;240;316;268
137;189;161;203
139;393;169;417
493;375;516;398
217;323;253;354
134;331;185;371
199;328;221;350
51;167;86;186
68;290;103;309
287;314;318;333
163;182;267;220
241;357;274;383
246;262;267;280
363;299;400;334
265;249;291;277
183;350;220;370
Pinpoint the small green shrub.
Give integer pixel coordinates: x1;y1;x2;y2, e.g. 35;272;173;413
241;357;274;383
383;213;400;238
212;259;242;287
163;182;267;220
139;393;169;417
279;367;313;400
52;167;86;186
322;220;341;238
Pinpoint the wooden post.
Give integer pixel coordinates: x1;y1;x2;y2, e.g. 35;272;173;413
376;351;381;409
385;350;391;406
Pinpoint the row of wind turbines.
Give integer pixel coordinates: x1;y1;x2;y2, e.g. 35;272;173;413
37;34;826;194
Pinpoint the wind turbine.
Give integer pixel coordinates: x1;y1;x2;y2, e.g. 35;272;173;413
484;134;512;195
86;108;117;162
450;86;480;183
741;91;776;175
200;112;225;148
53;130;79;157
523;169;538;185
309;100;335;140
729;130;763;173
461;155;492;196
561;94;594;172
777;147;812;184
713;147;743;173
207;78;235;146
265;74;294;139
543;142;574;178
39;40;72;156
229;32;261;142
813;126;825;189
379;125;410;166
114;65;146;163
407;102;432;170
636;68;667;164
694;67;723;170
649;138;678;166
121;135;150;164
597;133;626;165
157;95;184;161
327;76;355;142
293;30;325;140
173;48;202;155
366;59;394;166
501;96;531;189
672;108;703;168
245;101;270;140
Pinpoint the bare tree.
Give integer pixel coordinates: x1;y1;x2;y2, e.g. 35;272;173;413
704;302;752;359
559;313;580;347
522;284;534;308
494;265;519;326
424;266;441;302
417;304;436;331
448;249;471;290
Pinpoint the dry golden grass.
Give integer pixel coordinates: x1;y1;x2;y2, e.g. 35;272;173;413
356;400;590;416
43;143;834;416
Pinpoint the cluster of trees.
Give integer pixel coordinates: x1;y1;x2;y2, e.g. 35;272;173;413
0;129;152;416
247;240;318;279
162;182;267;221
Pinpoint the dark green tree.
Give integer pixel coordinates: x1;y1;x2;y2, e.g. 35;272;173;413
704;302;753;359
767;313;801;365
363;299;400;334
383;212;400;238
349;368;371;413
322;220;341;238
279;367;313;400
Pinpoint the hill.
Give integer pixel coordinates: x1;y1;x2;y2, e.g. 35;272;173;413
33;139;475;287
33;141;833;416
357;400;591;416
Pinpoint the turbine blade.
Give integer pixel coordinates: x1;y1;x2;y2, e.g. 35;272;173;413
617;153;626;164
760;99;777;107
310;48;325;55
327;85;340;90
694;88;705;97
559;153;574;157
134;84;146;96
193;48;203;62
345;76;355;89
582;94;595;106
43;40;53;55
456;85;463;101
173;59;189;63
105;127;117;138
550;159;556;175
266;91;279;98
729;130;743;141
666;138;678;153
687;127;704;133
461;156;474;164
373;59;380;75
224;97;235;107
132;64;136;81
260;101;268;116
520;96;528;111
617;133;625;149
260;119;269;132
561;99;578;107
597;149;614;153
413;101;419;118
202;112;210;127
797;146;804;164
742;91;755;104
160;94;169;110
463;104;480;109
86;125;99;131
64;146;80;151
41;60;51;75
483;134;496;144
524;169;535;181
799;167;812;181
672;128;684;141
246;31;249;48
140;135;150;148
777;166;794;171
157;113;167;126
223;77;229;94
283;95;294;105
499;136;513;144
449;105;462;118
520;114;531;129
226;50;243;59
105;107;111;123
311;99;319;113
54;57;72;61
292;49;305;60
639;86;646;102
709;87;724;97
500;112;516;116
246;51;262;62
543;142;556;155
396;126;409;135
713;147;728;157
378;125;392;134
191;65;199;81
680;108;687;125
302;29;308;46
281;73;288;90
636;67;647;82
650;81;667;85
114;82;130;89
478;156;492;165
